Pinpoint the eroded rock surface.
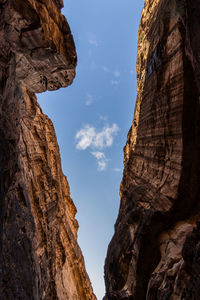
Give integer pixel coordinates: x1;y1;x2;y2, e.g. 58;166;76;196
0;1;96;299
104;0;200;299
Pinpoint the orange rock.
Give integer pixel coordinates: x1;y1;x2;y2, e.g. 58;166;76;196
0;1;96;299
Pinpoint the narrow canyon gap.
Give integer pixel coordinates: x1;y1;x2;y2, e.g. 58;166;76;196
104;0;200;299
2;0;200;300
37;0;144;298
0;0;96;299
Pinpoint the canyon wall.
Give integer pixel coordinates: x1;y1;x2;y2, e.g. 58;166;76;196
0;1;96;299
104;0;200;299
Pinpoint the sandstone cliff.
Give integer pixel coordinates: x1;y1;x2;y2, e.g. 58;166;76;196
0;1;96;299
104;0;200;299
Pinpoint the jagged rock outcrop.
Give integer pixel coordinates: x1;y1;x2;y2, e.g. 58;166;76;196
104;0;200;299
0;1;96;299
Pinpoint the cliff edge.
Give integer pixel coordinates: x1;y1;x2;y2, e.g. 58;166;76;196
104;0;200;299
0;0;96;299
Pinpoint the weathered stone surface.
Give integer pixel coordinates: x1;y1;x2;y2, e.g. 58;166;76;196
0;1;96;299
104;0;200;299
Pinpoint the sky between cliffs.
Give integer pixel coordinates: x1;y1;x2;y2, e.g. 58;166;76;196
38;0;144;298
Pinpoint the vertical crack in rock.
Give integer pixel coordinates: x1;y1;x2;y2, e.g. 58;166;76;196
104;0;200;299
0;1;96;299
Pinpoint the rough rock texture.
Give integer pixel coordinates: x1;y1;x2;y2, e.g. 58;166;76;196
104;0;200;299
0;1;96;299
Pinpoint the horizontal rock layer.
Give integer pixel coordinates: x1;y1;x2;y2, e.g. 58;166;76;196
104;0;200;299
0;1;96;299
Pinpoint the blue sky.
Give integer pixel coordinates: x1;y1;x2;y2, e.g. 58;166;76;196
38;0;144;298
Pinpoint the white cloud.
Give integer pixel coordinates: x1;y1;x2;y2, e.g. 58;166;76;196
114;71;120;77
97;160;107;171
85;93;94;106
93;124;119;148
91;151;105;160
130;69;134;76
111;79;120;86
91;151;107;171
75;123;119;171
75;123;119;150
88;33;101;46
75;126;95;150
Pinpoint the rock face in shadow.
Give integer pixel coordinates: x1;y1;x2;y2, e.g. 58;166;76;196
104;0;200;299
0;1;96;299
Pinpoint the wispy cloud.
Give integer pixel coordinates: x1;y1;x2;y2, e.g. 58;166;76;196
102;66;110;73
75;123;120;171
113;168;121;172
130;69;134;76
102;67;121;80
91;151;105;160
99;115;108;122
111;79;120;86
97;160;107;171
75;123;119;150
88;33;101;46
85;93;94;106
91;151;107;171
75;126;95;150
114;71;120;77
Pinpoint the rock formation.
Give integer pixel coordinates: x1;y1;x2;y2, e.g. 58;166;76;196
0;0;96;299
104;0;200;299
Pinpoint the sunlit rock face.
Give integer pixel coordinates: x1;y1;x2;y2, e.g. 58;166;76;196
0;1;96;299
104;0;200;299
